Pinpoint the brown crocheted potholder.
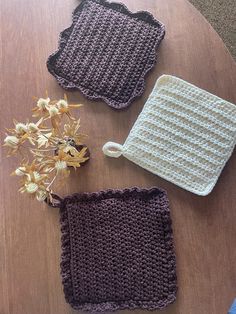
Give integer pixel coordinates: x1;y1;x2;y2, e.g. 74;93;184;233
53;187;177;312
47;0;165;109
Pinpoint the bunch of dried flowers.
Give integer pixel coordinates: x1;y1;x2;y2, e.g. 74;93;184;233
3;94;89;204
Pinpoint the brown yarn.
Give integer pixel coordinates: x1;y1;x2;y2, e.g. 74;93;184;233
56;187;177;311
47;0;165;109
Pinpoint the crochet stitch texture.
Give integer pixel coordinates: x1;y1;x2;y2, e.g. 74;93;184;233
59;187;177;311
103;75;236;195
47;0;165;109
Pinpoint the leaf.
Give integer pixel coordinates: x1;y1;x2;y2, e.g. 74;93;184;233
37;132;52;148
28;137;35;146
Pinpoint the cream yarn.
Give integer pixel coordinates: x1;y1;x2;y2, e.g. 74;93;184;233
103;75;236;195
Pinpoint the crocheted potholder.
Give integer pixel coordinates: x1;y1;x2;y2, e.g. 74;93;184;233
103;75;236;195
56;187;177;311
47;0;165;109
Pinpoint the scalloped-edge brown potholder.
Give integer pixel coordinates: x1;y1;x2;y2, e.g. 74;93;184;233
51;187;177;312
47;0;165;109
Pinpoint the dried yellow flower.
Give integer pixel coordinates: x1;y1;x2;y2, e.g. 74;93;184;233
55;160;67;172
37;97;50;110
48;105;59;117
57;99;68;109
15;167;26;176
4;135;19;147
15;123;28;134
4;94;89;203
28;123;39;132
32;171;42;182
25;182;39;194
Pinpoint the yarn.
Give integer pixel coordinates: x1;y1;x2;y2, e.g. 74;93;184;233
47;0;165;109
103;75;236;195
57;187;177;311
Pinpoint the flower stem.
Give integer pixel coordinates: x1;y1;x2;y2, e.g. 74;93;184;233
47;174;57;190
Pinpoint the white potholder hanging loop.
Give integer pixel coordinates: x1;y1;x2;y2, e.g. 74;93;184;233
102;142;123;158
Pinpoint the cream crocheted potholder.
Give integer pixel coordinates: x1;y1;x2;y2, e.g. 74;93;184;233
103;75;236;195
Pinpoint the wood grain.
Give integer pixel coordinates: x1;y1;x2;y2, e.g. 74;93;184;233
1;0;236;313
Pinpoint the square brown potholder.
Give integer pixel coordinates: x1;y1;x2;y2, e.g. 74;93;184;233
47;0;165;109
56;187;177;311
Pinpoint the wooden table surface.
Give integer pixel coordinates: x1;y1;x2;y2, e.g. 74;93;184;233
1;0;236;313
